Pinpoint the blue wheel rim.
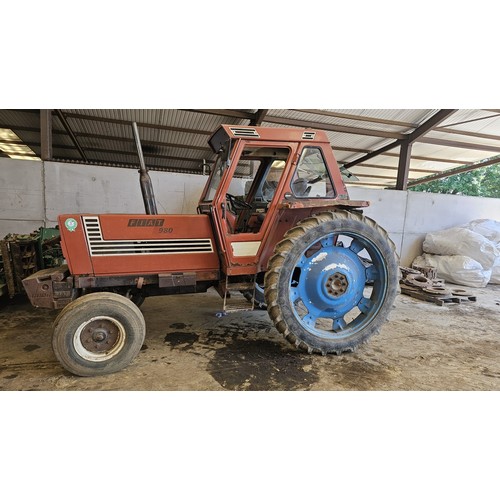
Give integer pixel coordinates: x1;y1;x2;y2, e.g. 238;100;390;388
288;232;388;340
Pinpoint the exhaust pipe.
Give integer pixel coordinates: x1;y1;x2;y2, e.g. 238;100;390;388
131;121;158;215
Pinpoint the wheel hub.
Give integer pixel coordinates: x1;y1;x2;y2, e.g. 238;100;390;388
296;246;366;318
80;319;120;353
325;272;349;297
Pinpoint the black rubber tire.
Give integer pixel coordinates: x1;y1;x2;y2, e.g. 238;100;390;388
125;289;146;308
108;288;146;308
52;292;146;376
242;277;267;310
264;210;399;355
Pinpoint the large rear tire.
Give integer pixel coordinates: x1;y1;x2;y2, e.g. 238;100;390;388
264;210;399;355
52;292;146;376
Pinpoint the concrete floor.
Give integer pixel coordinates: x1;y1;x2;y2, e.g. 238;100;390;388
0;285;499;391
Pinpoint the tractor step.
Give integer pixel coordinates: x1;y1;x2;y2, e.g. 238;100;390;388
225;281;254;291
224;297;255;313
221;276;255;313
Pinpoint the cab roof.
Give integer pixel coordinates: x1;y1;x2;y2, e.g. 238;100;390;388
208;125;330;153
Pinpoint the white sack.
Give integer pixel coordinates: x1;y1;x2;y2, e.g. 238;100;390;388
490;255;500;285
422;227;499;270
461;219;500;244
412;254;492;288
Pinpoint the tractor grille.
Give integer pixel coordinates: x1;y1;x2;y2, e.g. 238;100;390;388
83;217;213;256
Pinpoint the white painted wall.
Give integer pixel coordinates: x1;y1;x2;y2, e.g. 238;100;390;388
349;186;500;265
0;158;209;235
0;159;45;235
43;161;208;224
1;158;500;265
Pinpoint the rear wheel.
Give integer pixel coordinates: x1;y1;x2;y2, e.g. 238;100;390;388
52;292;145;376
264;210;398;355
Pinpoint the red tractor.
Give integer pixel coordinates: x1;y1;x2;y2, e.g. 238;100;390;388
23;124;399;376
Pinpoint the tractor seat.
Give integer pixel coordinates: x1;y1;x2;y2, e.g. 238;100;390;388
292;178;311;197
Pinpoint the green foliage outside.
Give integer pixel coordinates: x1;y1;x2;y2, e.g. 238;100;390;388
408;164;500;198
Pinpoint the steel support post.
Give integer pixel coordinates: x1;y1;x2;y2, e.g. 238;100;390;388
40;109;53;160
396;141;412;190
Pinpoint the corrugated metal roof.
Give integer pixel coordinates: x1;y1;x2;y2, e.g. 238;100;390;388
0;109;499;190
266;109;435;134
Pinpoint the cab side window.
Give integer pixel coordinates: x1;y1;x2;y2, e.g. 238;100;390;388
291;147;335;198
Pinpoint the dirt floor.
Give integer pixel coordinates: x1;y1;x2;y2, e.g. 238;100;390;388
0;284;499;391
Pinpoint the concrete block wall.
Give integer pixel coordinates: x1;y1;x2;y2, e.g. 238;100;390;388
1;158;500;265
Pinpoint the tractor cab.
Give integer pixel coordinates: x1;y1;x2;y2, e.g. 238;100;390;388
198;125;351;275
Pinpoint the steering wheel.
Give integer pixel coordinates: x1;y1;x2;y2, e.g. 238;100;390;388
226;193;253;211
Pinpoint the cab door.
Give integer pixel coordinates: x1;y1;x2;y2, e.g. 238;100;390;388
211;139;298;275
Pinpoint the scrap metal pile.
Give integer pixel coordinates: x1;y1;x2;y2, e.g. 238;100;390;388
0;228;63;299
399;265;477;306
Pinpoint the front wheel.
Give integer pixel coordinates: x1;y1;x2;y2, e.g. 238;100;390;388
52;292;146;376
264;210;399;355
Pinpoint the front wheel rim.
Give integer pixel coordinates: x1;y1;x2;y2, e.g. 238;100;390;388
73;315;127;362
288;231;388;340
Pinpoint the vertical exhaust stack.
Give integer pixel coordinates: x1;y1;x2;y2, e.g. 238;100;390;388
132;121;158;215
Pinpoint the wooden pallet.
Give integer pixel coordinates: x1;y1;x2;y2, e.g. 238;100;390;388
401;286;477;306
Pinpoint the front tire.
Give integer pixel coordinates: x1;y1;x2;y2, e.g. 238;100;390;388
52;292;146;376
264;210;399;355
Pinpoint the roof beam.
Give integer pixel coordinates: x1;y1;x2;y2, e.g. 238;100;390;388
55;110;88;162
342;109;457;170
436;112;500;129
333;146;370;154
435;127;500;142
15;140;213;161
382;151;471;165
182;109;256;120
263;115;405;139
0;138;213;160
81;147;213;164
345;181;393;187
62;112;213;136
416;136;500;153
405;109;458;142
354;163;441;174
353;173;402;180
342;140;403;169
53;157;208;175
291;109;418;128
250;109;269;126
0;124;69;137
13;140;213;155
335;147;470;164
407;155;500;187
68;132;213;152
